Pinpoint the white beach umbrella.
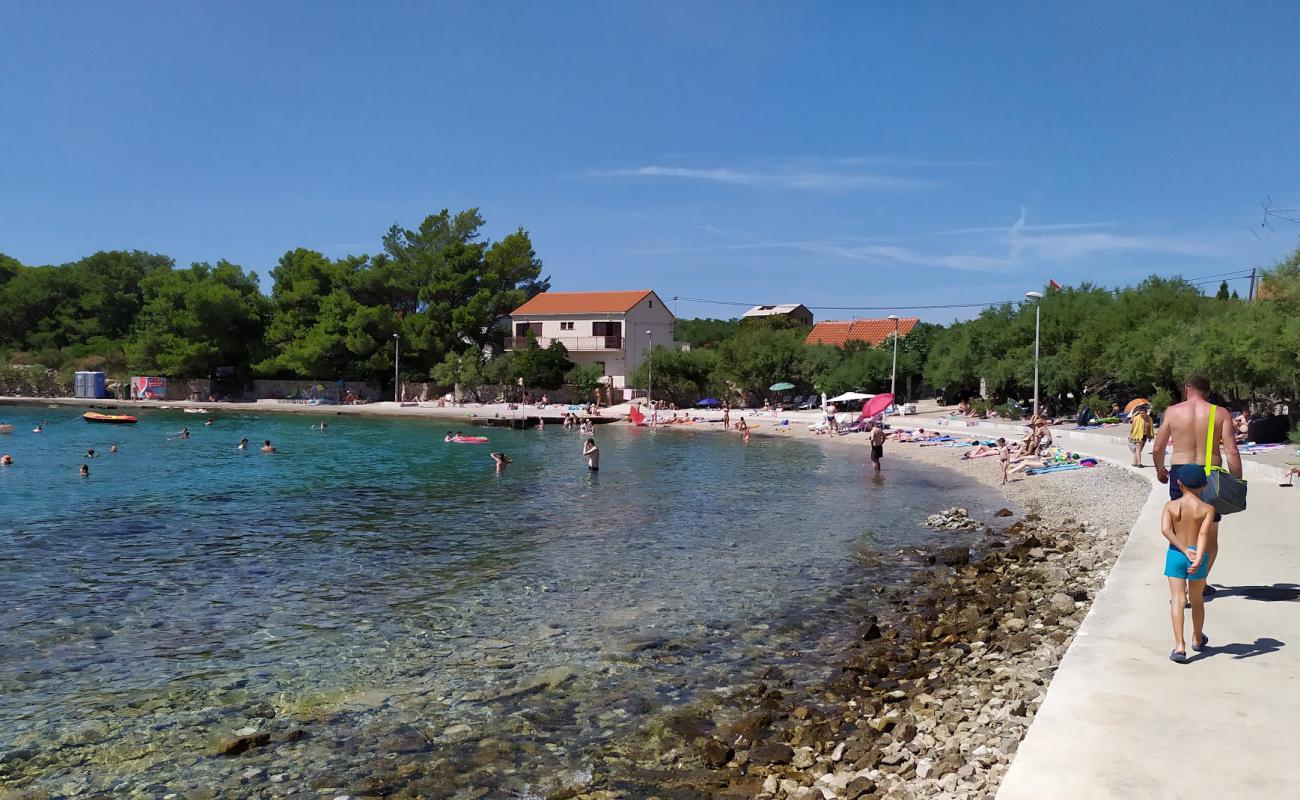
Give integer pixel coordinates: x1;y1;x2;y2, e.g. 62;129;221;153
827;391;875;404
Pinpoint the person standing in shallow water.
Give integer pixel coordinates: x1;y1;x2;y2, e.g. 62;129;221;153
582;438;599;471
869;423;886;473
1152;374;1241;596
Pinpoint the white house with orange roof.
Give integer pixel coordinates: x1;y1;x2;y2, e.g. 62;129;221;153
506;290;676;389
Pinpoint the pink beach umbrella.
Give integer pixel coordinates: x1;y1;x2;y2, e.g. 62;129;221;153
858;393;894;420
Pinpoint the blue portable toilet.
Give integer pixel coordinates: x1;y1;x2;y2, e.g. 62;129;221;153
74;371;107;399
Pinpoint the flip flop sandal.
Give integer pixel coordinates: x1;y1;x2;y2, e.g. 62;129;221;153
1193;633;1209;652
1170;650;1188;663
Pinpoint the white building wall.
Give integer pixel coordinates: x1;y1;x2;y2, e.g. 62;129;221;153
620;295;676;380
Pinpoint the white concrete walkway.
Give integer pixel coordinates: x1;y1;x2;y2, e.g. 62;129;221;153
978;423;1300;798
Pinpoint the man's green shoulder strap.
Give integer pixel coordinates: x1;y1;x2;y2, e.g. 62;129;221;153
1204;405;1216;476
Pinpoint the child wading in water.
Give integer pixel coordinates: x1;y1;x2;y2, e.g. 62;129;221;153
1162;465;1216;663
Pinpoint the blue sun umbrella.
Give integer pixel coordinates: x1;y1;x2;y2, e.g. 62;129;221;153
697;398;722;407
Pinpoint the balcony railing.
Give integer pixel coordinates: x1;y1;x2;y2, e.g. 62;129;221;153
505;335;624;351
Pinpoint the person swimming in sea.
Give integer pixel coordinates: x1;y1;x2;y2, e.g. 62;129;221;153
33;422;44;433
260;439;276;453
110;444;118;453
490;452;513;473
85;448;96;458
445;432;455;442
238;438;249;450
79;463;89;477
174;427;190;440
204;418;214;427
583;438;600;471
1;454;13;466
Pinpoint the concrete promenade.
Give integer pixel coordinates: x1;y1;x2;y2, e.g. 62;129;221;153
921;418;1300;798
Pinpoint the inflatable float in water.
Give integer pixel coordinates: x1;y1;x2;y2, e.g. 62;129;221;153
83;412;138;424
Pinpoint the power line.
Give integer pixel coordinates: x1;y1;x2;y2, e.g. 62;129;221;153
1181;268;1254;282
672;296;1022;311
1185;275;1254;287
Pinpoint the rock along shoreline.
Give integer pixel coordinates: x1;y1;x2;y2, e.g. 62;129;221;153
569;421;1150;800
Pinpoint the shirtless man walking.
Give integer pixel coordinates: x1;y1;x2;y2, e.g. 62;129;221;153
1152;374;1242;594
869;422;886;474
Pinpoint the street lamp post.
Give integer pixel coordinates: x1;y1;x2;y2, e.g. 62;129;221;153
646;330;654;427
393;333;400;405
1025;291;1043;419
887;314;900;415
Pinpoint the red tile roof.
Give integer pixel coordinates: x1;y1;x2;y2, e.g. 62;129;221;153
804;317;919;347
512;290;654;316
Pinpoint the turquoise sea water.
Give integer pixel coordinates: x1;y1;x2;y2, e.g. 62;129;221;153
0;405;998;797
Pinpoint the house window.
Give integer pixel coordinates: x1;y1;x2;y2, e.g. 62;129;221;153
560;321;574;331
592;321;621;337
648;300;653;308
515;322;542;337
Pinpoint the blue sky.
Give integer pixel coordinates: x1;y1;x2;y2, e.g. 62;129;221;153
3;1;1299;322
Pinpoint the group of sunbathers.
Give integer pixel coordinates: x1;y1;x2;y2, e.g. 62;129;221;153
889;427;949;443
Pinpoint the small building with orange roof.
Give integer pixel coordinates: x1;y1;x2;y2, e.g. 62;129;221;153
804;317;919;348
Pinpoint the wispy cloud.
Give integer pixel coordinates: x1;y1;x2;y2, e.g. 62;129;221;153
587;164;932;191
628;207;1228;274
927;221;1115;237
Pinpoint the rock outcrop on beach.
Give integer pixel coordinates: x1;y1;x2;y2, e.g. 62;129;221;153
923;507;981;531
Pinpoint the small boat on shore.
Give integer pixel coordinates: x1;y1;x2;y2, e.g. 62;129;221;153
83;412;138;425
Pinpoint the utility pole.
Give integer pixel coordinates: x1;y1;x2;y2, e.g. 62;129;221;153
1249;266;1257;301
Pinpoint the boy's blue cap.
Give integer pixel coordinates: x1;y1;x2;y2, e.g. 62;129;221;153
1173;464;1208;489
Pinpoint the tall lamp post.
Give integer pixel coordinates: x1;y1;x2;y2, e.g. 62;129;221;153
393;333;400;405
1025;291;1043;419
646;330;654;427
887;314;900;416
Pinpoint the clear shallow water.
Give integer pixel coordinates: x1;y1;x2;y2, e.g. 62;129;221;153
0;405;998;797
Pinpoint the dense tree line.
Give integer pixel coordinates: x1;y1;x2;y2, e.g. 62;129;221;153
634;259;1298;413
924;261;1300;414
0;209;549;388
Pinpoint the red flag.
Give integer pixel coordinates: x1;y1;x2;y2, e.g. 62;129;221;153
1048;279;1062;290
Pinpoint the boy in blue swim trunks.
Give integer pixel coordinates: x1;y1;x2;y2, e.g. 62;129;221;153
1161;464;1216;663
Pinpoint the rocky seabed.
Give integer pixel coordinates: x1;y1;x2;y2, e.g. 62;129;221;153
579;506;1127;800
1;505;1135;800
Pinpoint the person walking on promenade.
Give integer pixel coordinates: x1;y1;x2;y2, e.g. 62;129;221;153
1152;375;1242;595
1129;406;1154;467
1161;466;1215;662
